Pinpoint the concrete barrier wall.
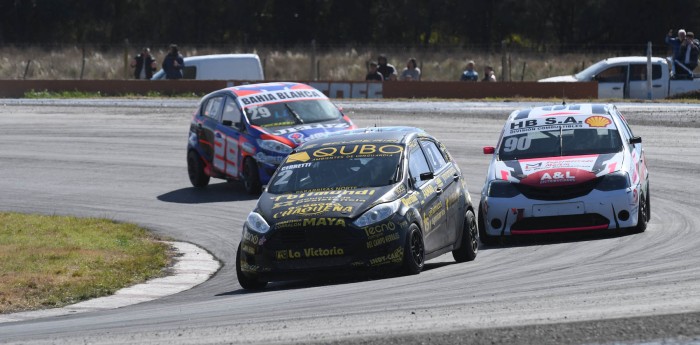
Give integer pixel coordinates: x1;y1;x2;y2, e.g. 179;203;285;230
0;80;597;99
382;81;597;99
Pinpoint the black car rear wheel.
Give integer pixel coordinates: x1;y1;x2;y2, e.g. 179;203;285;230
478;208;499;246
452;210;478;262
242;158;262;195
187;150;210;188
402;224;424;275
236;243;268;290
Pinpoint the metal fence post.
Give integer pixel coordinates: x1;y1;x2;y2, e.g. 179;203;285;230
646;41;652;100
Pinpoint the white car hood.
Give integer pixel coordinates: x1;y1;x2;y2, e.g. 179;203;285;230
538;75;578;82
493;152;624;187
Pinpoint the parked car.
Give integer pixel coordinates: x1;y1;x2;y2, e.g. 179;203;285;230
153;54;264;80
539;56;700;99
479;103;650;245
187;82;355;193
236;127;478;289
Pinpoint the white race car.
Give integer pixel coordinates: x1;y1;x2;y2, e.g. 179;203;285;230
479;104;650;245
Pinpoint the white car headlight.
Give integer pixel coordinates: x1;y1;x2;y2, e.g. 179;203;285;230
246;212;270;234
353;200;400;228
257;139;293;154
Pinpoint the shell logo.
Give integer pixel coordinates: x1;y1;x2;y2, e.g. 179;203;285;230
585;116;612;128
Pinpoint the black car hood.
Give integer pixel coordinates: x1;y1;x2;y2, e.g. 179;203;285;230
259;186;395;224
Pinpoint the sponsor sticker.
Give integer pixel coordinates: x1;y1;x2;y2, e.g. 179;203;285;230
312;144;403;160
288;132;305;143
275;247;345;260
584;115;612;128
287;151;311;163
272;202;353;219
363;221;397;238
239;90;324;107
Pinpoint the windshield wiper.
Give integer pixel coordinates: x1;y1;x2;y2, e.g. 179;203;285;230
284;103;304;124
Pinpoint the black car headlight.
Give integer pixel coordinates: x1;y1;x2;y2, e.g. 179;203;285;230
352;200;400;228
487;180;520;198
595;172;631;191
245;211;270;234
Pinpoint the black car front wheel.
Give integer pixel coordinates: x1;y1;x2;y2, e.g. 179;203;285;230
236;243;268;290
187;150;210;188
452;210;478;262
402;224;424;275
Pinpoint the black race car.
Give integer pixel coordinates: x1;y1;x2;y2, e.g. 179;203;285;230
236;127;478;289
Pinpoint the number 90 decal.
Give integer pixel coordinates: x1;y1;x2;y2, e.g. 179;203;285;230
502;136;531;152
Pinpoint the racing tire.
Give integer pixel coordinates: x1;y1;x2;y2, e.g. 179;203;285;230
632;188;649;233
645;185;651;222
402;224;425;275
452;210;478;263
242;158;262;195
187;150;210;188
478;208;499;246
236;243;268;290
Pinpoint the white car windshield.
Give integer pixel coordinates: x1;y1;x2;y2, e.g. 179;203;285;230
244;99;342;128
499;128;623;160
574;60;608;81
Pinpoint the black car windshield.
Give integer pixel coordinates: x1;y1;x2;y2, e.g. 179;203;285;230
498;128;623;160
267;146;403;193
244;99;342;128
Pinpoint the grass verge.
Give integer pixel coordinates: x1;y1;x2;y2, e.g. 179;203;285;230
0;212;171;314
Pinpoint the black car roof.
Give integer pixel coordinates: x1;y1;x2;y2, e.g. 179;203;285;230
297;126;426;148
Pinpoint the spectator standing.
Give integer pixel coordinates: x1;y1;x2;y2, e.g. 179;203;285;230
365;61;384;81
675;32;700;78
162;44;185;80
131;47;157;79
460;60;479;81
399;58;421;81
377;55;397;81
482;66;496;82
666;29;687;58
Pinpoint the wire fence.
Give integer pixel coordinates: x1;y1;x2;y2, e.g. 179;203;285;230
0;42;671;82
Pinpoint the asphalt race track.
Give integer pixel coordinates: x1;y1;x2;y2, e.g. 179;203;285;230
1;100;700;345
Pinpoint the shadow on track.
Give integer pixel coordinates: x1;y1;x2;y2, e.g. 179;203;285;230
479;229;638;249
217;261;460;296
157;182;258;204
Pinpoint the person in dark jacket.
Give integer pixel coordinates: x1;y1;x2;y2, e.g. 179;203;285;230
376;55;397;81
365;61;384;81
674;32;699;79
162;44;184;80
666;29;686;58
130;48;157;79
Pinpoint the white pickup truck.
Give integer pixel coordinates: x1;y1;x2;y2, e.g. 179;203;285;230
539;56;700;99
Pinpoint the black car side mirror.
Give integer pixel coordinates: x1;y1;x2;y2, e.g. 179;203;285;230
419;172;434;181
629;136;642;144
